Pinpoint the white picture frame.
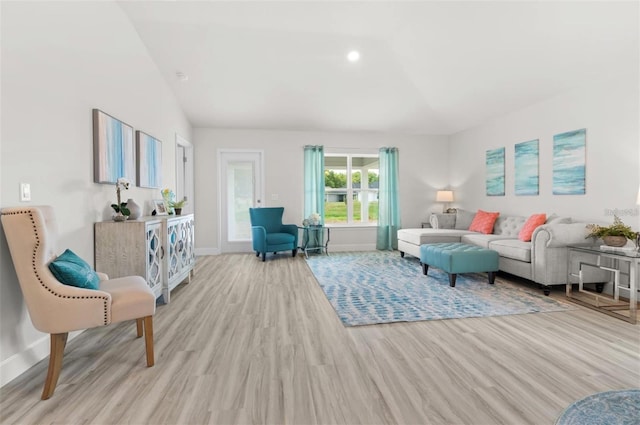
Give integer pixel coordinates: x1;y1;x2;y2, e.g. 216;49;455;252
152;199;168;215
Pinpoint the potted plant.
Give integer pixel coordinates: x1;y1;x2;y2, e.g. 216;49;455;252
111;177;131;221
169;199;187;215
586;215;636;247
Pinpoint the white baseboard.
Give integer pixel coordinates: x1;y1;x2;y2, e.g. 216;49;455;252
0;334;49;387
196;247;220;256
0;331;82;388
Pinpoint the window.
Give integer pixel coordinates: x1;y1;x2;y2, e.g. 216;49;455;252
324;153;379;225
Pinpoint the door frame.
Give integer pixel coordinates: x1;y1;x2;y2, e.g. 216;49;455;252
175;134;194;214
217;149;264;253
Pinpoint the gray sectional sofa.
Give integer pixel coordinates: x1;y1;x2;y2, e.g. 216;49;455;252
397;209;599;295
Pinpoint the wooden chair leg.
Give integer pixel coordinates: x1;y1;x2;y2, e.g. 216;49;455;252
136;318;143;338
143;316;155;367
42;333;68;400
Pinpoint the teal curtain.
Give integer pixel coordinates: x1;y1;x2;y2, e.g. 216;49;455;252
376;147;401;250
304;145;325;223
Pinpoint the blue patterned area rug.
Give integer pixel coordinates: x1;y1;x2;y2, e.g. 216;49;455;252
555;389;640;425
305;251;574;326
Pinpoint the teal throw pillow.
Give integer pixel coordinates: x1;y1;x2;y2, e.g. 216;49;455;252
48;249;100;290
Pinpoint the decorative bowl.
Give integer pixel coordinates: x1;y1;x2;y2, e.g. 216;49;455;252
602;235;627;247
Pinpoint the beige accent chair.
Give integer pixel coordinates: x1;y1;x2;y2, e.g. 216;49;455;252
1;206;156;399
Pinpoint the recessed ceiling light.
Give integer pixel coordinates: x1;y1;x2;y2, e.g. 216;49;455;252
347;51;360;62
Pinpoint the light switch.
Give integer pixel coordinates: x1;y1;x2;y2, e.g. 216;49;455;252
20;183;31;201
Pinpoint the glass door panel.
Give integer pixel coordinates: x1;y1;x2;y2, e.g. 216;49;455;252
219;151;263;253
227;161;253;241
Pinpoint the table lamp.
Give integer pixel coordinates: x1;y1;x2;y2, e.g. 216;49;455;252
436;190;454;213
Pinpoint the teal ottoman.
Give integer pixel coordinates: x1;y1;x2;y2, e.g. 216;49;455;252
419;243;499;287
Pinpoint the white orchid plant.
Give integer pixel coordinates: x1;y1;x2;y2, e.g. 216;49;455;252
111;177;131;216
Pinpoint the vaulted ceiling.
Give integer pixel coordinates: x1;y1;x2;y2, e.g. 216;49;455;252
119;1;638;135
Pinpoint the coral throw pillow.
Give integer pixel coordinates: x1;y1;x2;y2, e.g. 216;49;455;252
518;213;547;242
468;210;500;234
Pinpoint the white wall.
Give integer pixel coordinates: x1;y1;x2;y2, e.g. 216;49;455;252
193;128;449;253
0;2;191;386
449;78;640;228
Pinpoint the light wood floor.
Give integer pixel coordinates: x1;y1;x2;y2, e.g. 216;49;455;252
1;253;639;425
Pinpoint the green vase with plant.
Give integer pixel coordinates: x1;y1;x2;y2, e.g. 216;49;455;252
169;199;187;215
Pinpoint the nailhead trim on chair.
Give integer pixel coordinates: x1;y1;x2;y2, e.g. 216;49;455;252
2;209;110;325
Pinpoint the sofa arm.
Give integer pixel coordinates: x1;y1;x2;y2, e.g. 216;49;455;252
429;213;456;229
532;223;591;248
531;223;606;286
251;226;267;252
281;224;299;246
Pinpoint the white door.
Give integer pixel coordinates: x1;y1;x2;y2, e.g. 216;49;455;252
219;150;263;253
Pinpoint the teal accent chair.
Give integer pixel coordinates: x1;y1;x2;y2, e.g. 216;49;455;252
249;207;298;261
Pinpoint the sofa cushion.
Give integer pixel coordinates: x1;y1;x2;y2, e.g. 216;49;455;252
469;210;500;234
518;213;547;241
398;228;472;245
494;216;527;237
489;239;532;262
455;209;476;230
266;232;295;245
460;233;510;248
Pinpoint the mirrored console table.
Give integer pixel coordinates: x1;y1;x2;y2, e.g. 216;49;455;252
567;244;638;324
95;214;195;304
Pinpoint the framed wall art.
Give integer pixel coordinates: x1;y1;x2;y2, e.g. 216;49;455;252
486;147;505;196
136;131;162;188
514;139;539;196
93;109;135;184
553;128;586;195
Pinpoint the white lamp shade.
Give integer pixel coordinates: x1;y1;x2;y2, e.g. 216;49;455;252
436;190;454;202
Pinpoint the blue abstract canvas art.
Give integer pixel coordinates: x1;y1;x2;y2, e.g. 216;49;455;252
515;139;539;196
136;131;162;188
486;147;505;196
553;129;586;195
93;109;135;184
